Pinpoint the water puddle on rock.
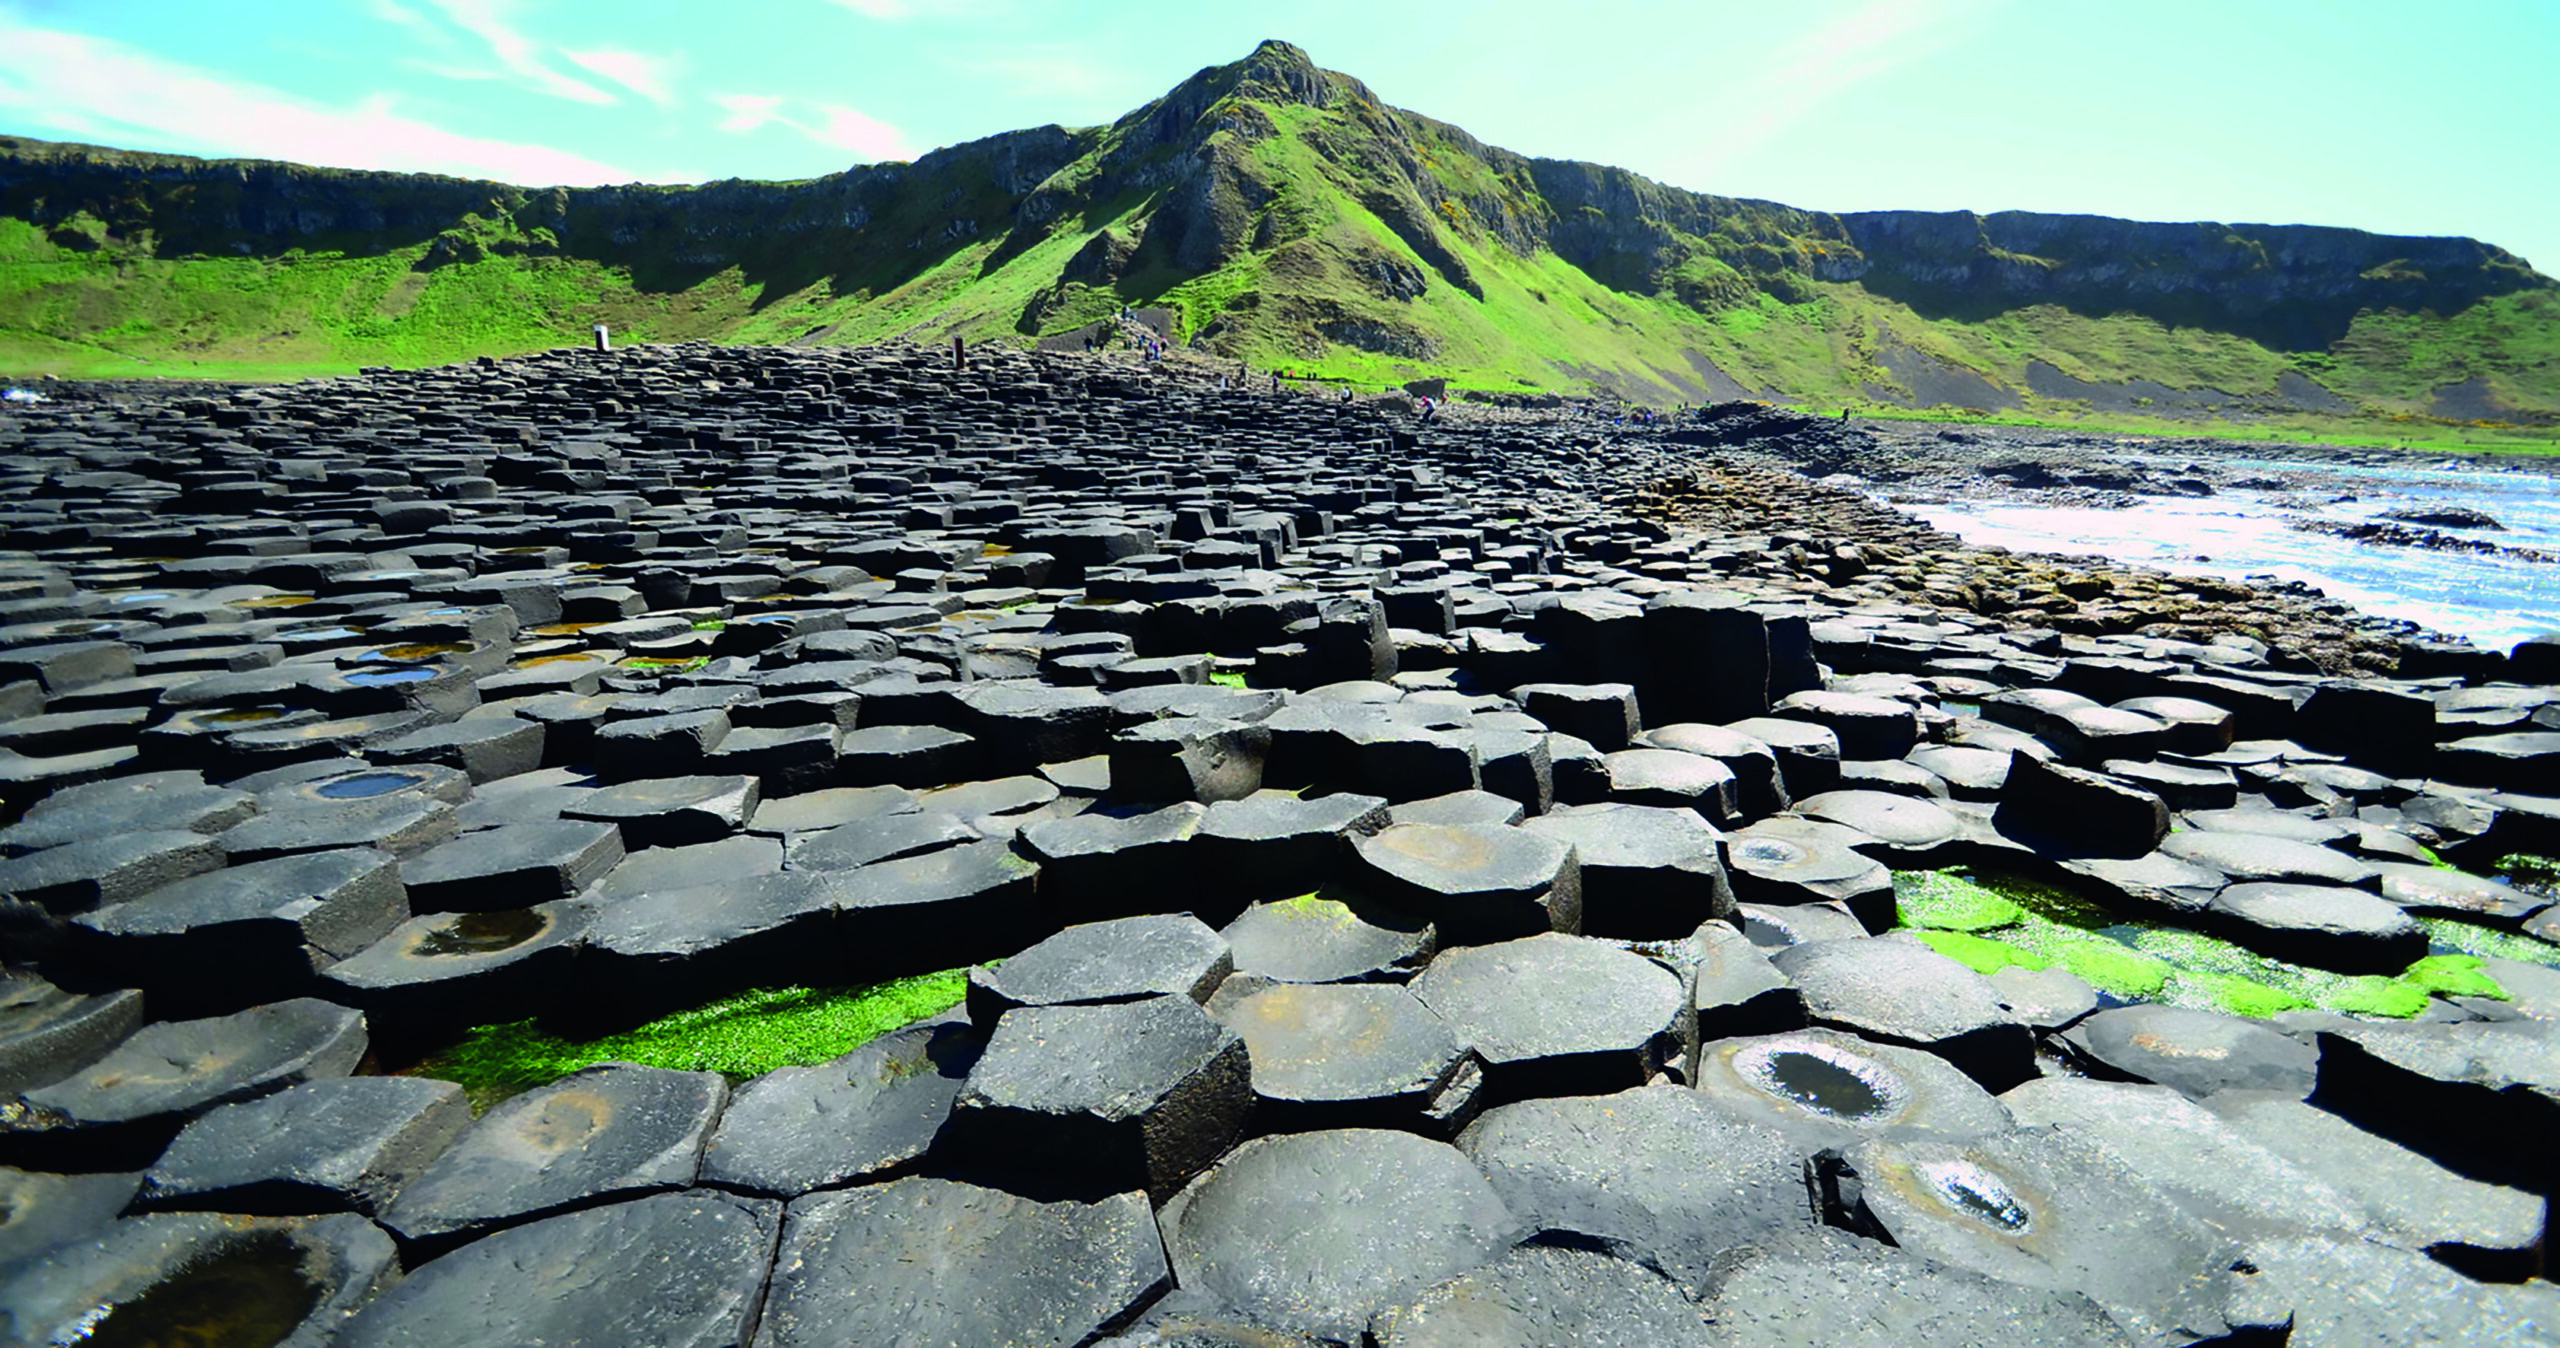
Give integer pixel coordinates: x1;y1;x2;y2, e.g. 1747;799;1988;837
313;770;427;801
415;909;548;957
1918;1159;2033;1233
204;708;289;725
76;1230;322;1348
1743;1043;1899;1119
343;666;438;686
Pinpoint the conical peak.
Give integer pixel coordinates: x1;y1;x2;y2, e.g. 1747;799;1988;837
1230;39;1328;107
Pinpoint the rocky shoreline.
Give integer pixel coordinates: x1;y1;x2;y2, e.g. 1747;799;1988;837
0;345;2557;1344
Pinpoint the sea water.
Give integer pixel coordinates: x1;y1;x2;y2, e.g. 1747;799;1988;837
1896;460;2560;650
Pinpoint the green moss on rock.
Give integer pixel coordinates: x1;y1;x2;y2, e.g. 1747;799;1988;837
1914;929;2048;975
1889;866;2557;1022
406;970;969;1112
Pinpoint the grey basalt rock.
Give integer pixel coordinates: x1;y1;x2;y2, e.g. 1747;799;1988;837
1598;746;1738;820
1371;1244;1715;1347
1999;1077;2371;1244
1691;918;1807;1045
965;911;1232;1025
0;971;142;1093
0;1166;142;1265
1770;938;2034;1091
2160;828;2380;888
700;1019;983;1198
137;1075;471;1217
2205;1088;2550;1279
1017;800;1208;923
0;828;225;913
1774;689;1920;760
379;1062;726;1251
1521;800;1736;939
1816;1129;2264;1348
70;846;408;1012
9;998;367;1163
562;773;761;847
1691;1026;2014;1151
320;899;591;1042
1160;1128;1520;1344
1388;788;1525;828
2222;1234;2560;1347
399;819;623;911
0;1210;399;1348
1696;1228;2135;1347
1644;721;1791;815
756;1177;1167;1348
1794;789;1969;861
1349;822;1582;945
947;992;1251;1201
1220;981;1476;1134
832;836;1043;974
1992;751;2168;858
2061;1003;2319;1099
2204;880;2427;972
577;871;841;1022
1411;932;1687;1100
340;1190;781;1348
215;794;459;862
1196;789;1391;900
2308;1017;2560;1196
1458;1085;1816;1296
1220;889;1435;985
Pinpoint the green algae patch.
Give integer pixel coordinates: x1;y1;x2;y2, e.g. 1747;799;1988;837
2493;853;2560;892
408;970;969;1112
1888;866;2542;1022
2315;975;2435;1018
1208;671;1250;689
1914;929;2047;975
2168;969;2314;1018
2009;925;2175;1001
2402;952;2509;999
2420;915;2560;970
1894;870;2023;932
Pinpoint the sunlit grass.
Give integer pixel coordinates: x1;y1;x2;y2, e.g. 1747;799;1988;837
405;970;969;1112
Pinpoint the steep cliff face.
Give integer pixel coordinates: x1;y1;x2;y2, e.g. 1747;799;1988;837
0;124;1092;272
0;40;2551;426
1841;209;2547;348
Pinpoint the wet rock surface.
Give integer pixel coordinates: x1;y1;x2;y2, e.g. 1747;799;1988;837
0;343;2555;1338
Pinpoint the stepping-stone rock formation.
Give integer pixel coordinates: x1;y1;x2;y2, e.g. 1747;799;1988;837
1;341;2555;1340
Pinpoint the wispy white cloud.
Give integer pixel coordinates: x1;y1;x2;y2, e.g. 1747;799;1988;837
396;0;618;105
565;48;677;106
712;94;789;134
0;19;636;185
711;92;915;161
1695;0;1992;174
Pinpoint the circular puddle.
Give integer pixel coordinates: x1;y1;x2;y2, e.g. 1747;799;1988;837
1918;1159;2033;1233
342;666;437;686
414;908;548;957
312;770;428;800
1736;1040;1905;1120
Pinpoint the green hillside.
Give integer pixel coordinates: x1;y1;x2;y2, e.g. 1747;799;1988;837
2;41;2553;447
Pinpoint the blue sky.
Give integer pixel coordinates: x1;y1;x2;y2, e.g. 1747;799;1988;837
2;0;2554;272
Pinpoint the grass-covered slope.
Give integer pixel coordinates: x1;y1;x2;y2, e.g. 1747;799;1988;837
2;40;2553;446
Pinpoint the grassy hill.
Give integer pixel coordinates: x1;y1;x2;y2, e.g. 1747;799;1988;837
2;41;2554;449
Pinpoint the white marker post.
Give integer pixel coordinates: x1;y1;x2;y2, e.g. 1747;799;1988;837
593;324;611;352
